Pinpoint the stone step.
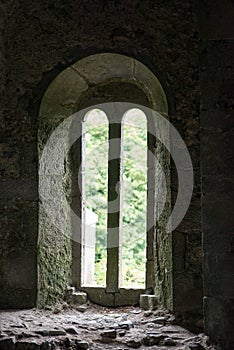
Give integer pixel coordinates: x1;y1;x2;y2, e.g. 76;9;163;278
66;286;88;305
139;294;159;310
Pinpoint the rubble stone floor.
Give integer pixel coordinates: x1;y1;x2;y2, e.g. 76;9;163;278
0;304;215;350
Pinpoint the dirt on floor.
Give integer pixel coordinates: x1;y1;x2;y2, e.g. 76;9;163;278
0;303;216;350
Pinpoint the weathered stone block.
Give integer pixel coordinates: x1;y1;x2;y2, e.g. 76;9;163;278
139;294;158;310
71;291;87;305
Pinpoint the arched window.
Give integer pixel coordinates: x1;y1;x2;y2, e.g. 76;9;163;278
38;53;172;309
81;108;148;291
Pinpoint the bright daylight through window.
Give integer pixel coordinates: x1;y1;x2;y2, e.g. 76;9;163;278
82;108;147;289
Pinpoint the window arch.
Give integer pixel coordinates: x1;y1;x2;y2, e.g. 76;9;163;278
80;107;148;295
38;53;172;309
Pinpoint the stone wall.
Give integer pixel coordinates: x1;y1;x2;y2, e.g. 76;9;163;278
200;0;234;349
0;1;38;308
0;0;201;320
37;115;73;307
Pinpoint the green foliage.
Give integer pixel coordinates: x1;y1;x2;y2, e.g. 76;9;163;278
85;109;147;287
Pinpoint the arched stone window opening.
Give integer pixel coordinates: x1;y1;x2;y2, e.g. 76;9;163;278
38;53;172;309
82;109;109;288
78;107;149;303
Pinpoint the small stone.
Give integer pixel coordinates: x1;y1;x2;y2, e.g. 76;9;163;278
15;340;41;349
163;337;177;346
100;337;112;344
142;333;165;346
77;305;88;312
118;321;133;329
77;323;88;329
17;331;39;339
45;306;54;311
101;329;117;339
66;285;75;295
126;339;142;348
35;330;49;336
168;315;176;324
10;323;25;329
97;324;105;330
130;309;141;314
154;309;168;316
35;329;66;336
49;329;66;336
144;311;153;317
107;323;119;329
151;317;166;325
88;320;98;328
52;307;61;314
119;330;126;337
72;291;87;305
146;322;161;328
106;313;120;318
120;313;128;321
189;342;205;350
76;340;89;349
64;326;79;334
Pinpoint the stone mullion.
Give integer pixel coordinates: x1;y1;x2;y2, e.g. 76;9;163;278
106;121;123;293
70;118;85;289
146;128;157;291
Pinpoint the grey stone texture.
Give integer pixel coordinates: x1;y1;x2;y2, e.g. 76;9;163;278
200;1;234;349
0;307;213;350
139;294;158;310
0;0;233;349
0;0;200;313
